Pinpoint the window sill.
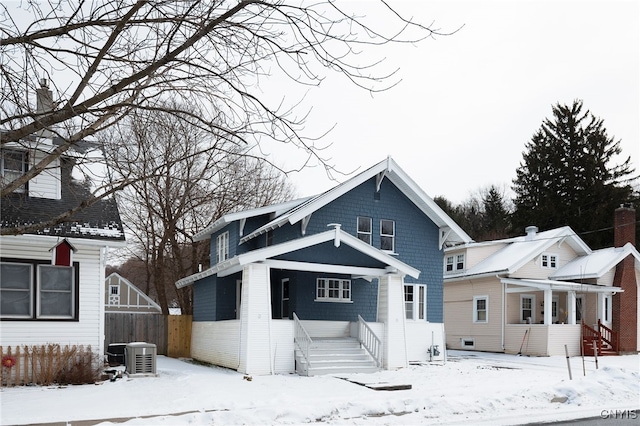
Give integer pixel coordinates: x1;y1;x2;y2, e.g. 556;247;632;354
314;298;353;304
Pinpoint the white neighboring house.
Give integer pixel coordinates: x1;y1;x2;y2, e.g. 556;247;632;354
444;207;639;356
1;119;125;357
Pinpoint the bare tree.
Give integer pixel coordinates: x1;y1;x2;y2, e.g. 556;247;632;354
1;1;439;235
108;105;294;313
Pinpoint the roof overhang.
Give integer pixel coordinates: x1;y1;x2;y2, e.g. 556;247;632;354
176;225;420;288
501;278;623;294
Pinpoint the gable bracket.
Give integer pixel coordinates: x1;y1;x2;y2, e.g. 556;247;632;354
439;227;452;249
301;214;312;236
376;171;387;192
239;218;246;237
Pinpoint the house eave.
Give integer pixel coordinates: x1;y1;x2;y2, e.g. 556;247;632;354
501;277;623;294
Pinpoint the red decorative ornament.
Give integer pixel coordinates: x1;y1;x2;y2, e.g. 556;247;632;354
2;355;16;368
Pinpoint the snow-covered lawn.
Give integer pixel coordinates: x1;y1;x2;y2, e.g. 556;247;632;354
1;351;638;425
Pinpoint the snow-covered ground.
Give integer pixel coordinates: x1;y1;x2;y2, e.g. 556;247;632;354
1;351;638;425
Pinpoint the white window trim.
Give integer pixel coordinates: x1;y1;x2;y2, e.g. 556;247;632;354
1;149;27;193
216;231;229;264
541;253;558;269
473;295;488;323
445;253;465;273
520;294;536;324
315;278;352;303
380;219;395;252
404;284;427;320
357;216;372;245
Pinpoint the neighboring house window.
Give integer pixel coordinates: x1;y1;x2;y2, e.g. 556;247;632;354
445;253;465;273
603;295;612;323
109;285;120;305
357;216;372;244
575;296;583;322
316;278;351;302
473;295;488;323
404;284;426;320
541;253;557;268
520;295;535;323
216;231;229;264
1;150;27;192
0;260;79;320
380;219;395;251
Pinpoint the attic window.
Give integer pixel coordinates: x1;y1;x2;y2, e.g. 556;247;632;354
1;149;27;192
445;253;465;273
541;253;557;268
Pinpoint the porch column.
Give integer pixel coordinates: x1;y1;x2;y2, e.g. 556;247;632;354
567;291;576;325
238;263;273;375
597;293;604;323
543;289;552;325
377;274;408;370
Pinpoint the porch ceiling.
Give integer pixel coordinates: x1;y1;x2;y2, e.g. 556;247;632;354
501;278;623;294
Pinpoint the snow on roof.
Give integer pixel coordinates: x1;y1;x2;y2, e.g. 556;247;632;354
551;242;640;280
445;226;592;280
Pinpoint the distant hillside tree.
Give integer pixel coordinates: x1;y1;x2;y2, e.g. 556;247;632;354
512;100;637;248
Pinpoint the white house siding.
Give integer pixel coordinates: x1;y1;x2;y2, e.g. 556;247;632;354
547;324;581;356
405;322;446;362
510;243;579;280
270;319;294;374
444;278;504;352
463;244;507;270
0;236;105;356
599;268;616;287
191;320;240;369
504;324;581;356
29;151;60;199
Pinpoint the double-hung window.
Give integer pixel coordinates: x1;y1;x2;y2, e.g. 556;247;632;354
316;278;351;302
520;295;535;323
1;150;27;192
357;217;372;244
473;295;488;323
404;284;426;320
445;253;465;273
380;219;395;251
216;231;229;264
0;259;78;320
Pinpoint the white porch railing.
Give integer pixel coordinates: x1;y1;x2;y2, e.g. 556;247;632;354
293;313;313;366
357;315;382;367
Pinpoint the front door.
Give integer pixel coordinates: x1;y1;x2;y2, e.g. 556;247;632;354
281;278;290;319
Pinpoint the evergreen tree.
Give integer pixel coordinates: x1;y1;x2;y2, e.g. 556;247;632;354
512;100;637;248
481;185;512;240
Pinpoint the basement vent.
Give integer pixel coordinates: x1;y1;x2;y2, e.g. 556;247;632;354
461;338;475;349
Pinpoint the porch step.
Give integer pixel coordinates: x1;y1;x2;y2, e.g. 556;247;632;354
296;337;379;376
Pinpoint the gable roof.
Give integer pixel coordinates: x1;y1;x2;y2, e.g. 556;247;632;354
192;197;313;242
177;225;420;288
551;242;640;280
237;157;472;247
444;226;592;280
105;273;162;312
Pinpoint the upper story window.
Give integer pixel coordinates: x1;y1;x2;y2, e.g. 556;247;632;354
216;231;229;264
380;219;395;251
1;260;78;320
316;278;351;302
541;253;557;268
1;150;27;192
357;216;372;244
445;253;465;272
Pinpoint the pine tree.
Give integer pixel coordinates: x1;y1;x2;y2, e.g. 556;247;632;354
512;100;637;248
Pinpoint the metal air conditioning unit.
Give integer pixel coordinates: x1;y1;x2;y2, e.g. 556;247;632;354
125;342;157;377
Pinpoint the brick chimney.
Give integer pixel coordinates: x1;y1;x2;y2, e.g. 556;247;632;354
36;78;53;138
612;205;638;353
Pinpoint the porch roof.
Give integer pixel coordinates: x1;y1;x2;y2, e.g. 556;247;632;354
551;243;640;280
176;226;420;288
501;277;623;294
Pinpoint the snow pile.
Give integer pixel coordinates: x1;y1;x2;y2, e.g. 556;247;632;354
0;351;637;425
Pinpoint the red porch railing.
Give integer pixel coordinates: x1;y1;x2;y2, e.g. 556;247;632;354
581;320;618;356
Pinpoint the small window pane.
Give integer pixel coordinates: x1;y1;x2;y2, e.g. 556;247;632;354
38;265;73;318
0;263;33;317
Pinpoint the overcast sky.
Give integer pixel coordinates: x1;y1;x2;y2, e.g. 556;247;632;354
267;0;639;204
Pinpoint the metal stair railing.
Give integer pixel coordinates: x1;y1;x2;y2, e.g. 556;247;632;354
293;312;313;367
357;315;382;368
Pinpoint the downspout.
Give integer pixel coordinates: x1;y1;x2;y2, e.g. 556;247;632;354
501;279;506;351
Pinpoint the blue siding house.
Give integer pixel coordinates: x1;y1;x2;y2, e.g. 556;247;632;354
176;157;471;375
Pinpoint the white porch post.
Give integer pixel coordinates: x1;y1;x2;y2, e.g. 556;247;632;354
543;289;552;325
238;263;273;375
567;291;577;325
597;293;604;323
377;274;408;370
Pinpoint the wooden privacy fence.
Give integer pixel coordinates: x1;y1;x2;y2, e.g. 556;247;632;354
104;313;192;358
1;344;98;387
